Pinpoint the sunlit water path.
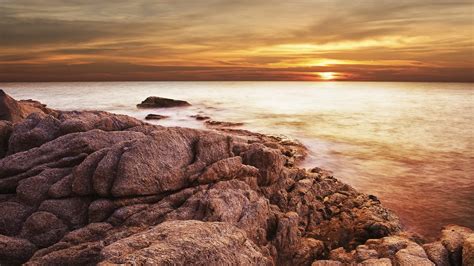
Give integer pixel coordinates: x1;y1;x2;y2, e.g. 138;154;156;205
2;81;473;239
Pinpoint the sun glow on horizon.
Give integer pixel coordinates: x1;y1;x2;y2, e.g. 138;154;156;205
317;72;337;80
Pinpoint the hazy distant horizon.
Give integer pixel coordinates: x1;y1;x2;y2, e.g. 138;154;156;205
2;80;473;83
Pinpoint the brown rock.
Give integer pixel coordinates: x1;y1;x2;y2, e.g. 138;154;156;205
17;168;70;205
26;241;103;265
358;258;392;265
197;156;258;184
394;249;434;265
329;247;354;263
355;244;379;262
0;120;12;158
0;201;33;236
165;180;271;246
242;143;285;185
422;241;449;266
0;89;53;123
0;89;25;122
312;260;343;266
88;199;116;223
38;197;91;229
463;233;474;266
440;224;473;265
7;113;61;154
0;234;37;264
20;211;68;248
137;96;191;108
99;220;271;265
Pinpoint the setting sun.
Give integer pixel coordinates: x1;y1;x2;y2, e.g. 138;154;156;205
318;72;337;80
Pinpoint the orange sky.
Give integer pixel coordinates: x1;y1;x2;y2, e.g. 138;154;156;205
1;1;473;82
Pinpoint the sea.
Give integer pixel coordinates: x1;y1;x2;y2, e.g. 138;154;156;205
2;81;473;240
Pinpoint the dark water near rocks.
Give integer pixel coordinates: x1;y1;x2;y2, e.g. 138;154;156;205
2;81;473;239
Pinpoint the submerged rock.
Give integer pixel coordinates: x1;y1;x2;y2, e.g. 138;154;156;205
0;92;471;265
205;119;244;127
137;96;191;108
145;113;169;120
191;114;211;120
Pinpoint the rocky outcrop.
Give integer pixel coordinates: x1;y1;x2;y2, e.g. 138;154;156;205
0;92;472;265
0;89;55;123
137;96;191;108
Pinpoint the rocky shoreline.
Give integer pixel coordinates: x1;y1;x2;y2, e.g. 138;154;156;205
0;90;472;265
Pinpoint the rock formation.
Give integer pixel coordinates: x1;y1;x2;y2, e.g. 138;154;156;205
0;92;472;265
0;89;56;123
137;96;191;108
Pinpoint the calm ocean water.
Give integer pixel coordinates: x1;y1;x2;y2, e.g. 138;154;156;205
2;81;473;239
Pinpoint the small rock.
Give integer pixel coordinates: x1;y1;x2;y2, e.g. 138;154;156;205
145;114;169;120
137;96;191;108
191;114;210;120
395;249;434;266
329;247;354;263
205;120;244;127
358;258;392;265
355;245;379;262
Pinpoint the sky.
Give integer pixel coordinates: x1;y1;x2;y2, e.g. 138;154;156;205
0;0;473;82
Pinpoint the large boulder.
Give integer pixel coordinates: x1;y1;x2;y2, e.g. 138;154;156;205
137;96;191;108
